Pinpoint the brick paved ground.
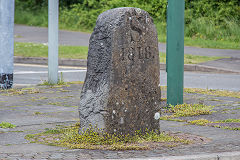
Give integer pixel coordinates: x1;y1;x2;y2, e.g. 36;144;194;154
0;84;240;159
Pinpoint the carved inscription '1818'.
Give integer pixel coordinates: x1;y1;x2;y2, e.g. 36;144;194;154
120;46;154;61
79;7;161;135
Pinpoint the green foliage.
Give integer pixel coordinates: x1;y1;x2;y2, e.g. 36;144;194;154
15;0;48;11
15;0;85;10
59;0;167;31
0;122;16;128
15;0;48;27
185;0;240;25
15;0;240;47
185;0;240;42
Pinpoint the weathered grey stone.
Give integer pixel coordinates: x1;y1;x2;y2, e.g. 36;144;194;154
0;0;14;89
79;7;161;135
0;74;13;89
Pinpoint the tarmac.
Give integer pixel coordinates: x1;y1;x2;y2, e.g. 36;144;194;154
14;24;240;74
0;25;240;159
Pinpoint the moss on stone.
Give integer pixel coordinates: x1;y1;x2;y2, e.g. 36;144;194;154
25;123;191;150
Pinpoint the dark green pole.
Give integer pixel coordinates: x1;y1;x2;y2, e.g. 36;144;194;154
167;0;185;106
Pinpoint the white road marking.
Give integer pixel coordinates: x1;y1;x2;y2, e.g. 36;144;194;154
14;63;87;69
14;63;48;68
14;70;87;75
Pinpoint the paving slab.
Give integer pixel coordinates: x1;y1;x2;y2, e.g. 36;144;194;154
0;84;240;159
199;58;240;73
0;143;64;154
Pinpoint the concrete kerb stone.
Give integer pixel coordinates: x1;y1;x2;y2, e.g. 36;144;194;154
14;56;87;67
185;64;240;74
103;151;240;160
14;56;240;74
2;151;240;160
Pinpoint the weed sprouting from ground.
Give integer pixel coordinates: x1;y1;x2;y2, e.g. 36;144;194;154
39;80;84;87
40;72;67;86
33;112;45;115
0;122;16;128
25;123;191;150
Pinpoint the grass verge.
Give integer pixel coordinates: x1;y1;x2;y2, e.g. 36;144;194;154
15;7;240;50
25;123;191;150
14;42;89;59
184;37;240;50
14;42;226;64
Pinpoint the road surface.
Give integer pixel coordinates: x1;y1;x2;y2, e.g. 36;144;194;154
14;64;240;91
14;24;240;58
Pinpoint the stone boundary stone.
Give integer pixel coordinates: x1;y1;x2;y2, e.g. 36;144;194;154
79;7;161;134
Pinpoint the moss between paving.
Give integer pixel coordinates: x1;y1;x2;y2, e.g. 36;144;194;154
0;83;240;153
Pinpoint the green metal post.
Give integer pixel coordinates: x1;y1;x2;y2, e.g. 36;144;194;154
167;0;185;106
